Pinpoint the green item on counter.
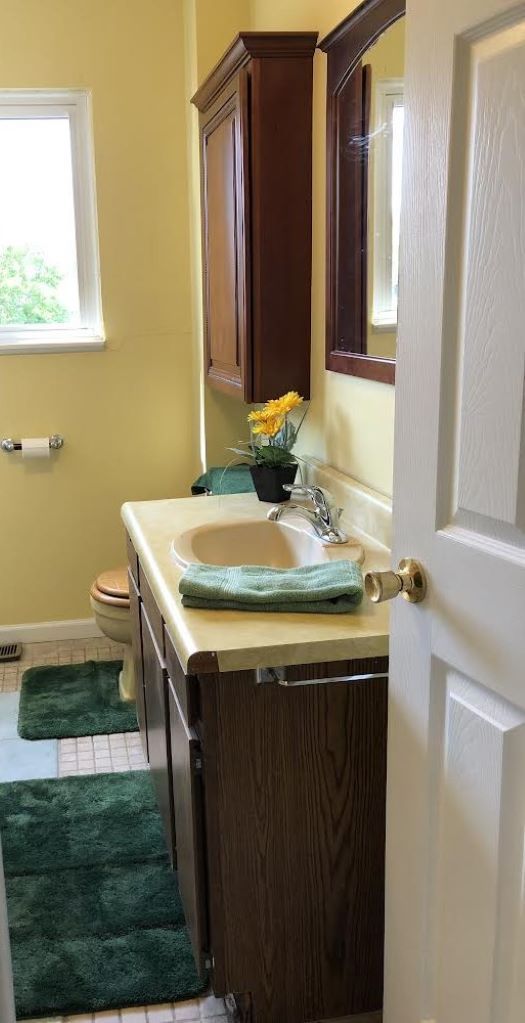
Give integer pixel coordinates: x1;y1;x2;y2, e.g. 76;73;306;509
179;560;363;614
191;464;255;495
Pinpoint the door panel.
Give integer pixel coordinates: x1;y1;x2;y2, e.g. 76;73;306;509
168;679;208;976
141;605;175;865
140;569;165;656
128;570;148;761
452;27;525;532
165;626;199;727
201;72;251;400
431;669;525;1022
387;1;525;1020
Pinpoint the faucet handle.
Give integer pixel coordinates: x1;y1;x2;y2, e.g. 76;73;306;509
283;483;325;509
283;484;338;522
282;483;315;498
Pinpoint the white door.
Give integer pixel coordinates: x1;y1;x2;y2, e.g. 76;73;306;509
385;0;525;1020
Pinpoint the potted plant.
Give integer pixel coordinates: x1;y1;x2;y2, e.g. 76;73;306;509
230;391;307;503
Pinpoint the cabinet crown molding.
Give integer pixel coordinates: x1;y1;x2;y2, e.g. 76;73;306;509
191;31;318;112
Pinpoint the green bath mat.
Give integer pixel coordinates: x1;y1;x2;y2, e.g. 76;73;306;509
0;770;206;1018
18;660;138;739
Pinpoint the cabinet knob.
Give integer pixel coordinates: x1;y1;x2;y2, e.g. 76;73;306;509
364;558;427;604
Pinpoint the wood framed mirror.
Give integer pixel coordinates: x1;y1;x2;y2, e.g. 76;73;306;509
320;0;405;384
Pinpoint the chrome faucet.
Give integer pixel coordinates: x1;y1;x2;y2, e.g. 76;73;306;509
267;485;348;544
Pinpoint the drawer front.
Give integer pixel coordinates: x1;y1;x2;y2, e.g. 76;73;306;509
126;533;140;587
141;605;175;864
168;678;208;976
140;569;165;656
128;570;148;762
165;627;199;726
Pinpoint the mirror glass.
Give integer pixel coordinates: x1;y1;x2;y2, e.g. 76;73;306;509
363;18;405;360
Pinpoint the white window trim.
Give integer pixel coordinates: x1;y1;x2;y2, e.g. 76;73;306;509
0;89;104;354
371;79;404;333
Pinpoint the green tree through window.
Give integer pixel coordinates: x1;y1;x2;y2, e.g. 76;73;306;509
0;245;69;325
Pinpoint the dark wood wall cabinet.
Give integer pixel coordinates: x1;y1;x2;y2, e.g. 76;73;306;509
128;534;388;1022
191;33;318;403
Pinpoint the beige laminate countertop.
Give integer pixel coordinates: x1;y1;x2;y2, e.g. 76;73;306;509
121;492;390;675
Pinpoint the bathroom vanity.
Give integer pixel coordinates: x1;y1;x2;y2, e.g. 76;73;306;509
123;492;389;1023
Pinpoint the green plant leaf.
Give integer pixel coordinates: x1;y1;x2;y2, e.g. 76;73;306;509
255;446;297;468
227;446;255;462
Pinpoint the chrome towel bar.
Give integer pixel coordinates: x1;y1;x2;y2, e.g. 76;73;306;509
256;666;388;687
1;434;64;452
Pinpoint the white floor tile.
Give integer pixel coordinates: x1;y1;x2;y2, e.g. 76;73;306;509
22;1017;64;1022
174;1002;200;1021
120;1008;148;1022
146;1005;174;1023
197;996;227;1017
120;1009;148;1022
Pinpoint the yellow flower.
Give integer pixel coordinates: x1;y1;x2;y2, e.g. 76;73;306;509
247;408;285;437
264;391;304;417
247;393;303;439
247;408;266;424
252;414;284;437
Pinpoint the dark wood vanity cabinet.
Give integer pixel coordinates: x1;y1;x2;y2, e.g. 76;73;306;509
140;604;176;866
128;535;388;1023
168;674;208;974
128;571;147;760
191;33;318;403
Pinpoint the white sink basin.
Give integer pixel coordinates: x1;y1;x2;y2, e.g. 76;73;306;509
171;518;364;570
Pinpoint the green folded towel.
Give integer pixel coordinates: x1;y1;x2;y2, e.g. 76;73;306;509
179;560;363;614
191;465;255;496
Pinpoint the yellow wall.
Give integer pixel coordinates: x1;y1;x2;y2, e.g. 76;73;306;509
200;0;396;496
183;0;253;470
0;0;199;625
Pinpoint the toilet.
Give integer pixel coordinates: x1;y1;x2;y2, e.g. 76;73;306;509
89;567;135;701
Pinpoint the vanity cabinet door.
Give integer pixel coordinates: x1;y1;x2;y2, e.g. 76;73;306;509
128;570;148;762
141;605;176;865
168;678;208;977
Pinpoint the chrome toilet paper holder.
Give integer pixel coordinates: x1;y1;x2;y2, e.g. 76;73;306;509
1;434;64;453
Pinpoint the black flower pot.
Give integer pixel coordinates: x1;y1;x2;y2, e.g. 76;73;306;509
249;463;298;503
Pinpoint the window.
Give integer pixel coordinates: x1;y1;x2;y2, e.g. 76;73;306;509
371;80;405;331
0;90;103;353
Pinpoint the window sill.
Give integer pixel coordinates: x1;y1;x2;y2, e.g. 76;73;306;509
0;334;106;355
371;315;397;334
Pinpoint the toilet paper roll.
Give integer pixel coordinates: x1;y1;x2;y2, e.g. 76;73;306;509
21;438;50;460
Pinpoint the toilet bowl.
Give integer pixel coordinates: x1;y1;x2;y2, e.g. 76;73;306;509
89;567;135;701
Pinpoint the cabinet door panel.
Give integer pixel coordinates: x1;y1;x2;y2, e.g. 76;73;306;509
126;534;140;588
140;569;165;656
141;605;176;864
165;626;199;727
169;679;208;976
201;71;251;400
128;570;148;761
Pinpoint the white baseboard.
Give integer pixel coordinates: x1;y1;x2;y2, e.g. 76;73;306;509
0;618;103;644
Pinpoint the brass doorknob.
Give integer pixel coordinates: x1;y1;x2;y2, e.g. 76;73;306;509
365;558;427;604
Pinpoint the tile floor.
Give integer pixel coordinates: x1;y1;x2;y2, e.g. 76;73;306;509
0;638;229;1023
